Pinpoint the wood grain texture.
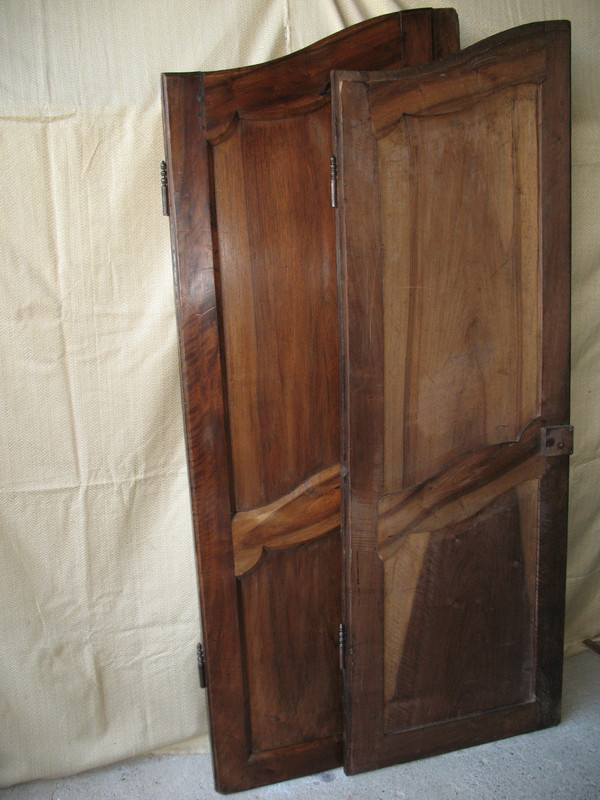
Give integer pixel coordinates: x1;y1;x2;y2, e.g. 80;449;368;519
239;531;343;753
535;23;572;728
335;21;571;776
335;72;386;775
161;73;249;789
385;488;535;732
377;418;546;560
163;10;461;792
232;464;341;576
213;110;339;510
382;475;541;719
379;83;541;493
199;9;460;142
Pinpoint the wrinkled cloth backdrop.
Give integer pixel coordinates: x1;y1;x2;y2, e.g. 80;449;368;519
0;0;598;788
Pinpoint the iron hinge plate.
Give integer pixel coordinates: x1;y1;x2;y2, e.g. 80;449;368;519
541;425;574;457
339;623;345;670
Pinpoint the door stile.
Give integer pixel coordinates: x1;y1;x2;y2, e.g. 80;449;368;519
535;22;571;726
333;71;387;775
162;73;250;790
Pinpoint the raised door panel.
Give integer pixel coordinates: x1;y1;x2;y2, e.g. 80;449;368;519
162;10;460;793
334;22;570;775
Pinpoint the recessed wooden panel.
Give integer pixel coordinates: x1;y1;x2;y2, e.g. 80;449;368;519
385;487;535;732
380;85;541;493
335;21;570;776
163;10;461;792
239;530;343;752
213;111;339;510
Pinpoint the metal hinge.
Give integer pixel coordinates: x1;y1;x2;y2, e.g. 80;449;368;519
161;160;170;216
338;623;345;670
197;642;207;688
330;155;337;208
541;425;574;457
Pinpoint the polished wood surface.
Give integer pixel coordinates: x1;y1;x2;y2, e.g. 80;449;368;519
232;465;340;576
239;530;343;752
162;10;460;793
201;8;460;142
212;109;339;510
334;21;570;775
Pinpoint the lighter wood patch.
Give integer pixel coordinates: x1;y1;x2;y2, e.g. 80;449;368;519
232;464;341;576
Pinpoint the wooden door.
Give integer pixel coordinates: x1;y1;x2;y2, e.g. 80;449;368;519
162;10;460;793
334;22;571;775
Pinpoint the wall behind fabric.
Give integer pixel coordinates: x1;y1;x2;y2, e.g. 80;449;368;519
0;0;597;788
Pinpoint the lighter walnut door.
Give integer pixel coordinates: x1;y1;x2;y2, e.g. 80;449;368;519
334;21;571;775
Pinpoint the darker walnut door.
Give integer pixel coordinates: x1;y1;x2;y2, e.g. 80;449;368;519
334;22;571;775
162;10;460;793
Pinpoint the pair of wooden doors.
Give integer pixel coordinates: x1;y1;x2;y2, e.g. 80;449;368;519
162;11;571;794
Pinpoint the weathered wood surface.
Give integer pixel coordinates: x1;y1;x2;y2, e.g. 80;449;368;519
335;21;571;776
377;419;546;560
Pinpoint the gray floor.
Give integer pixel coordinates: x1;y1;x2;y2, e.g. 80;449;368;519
2;649;599;800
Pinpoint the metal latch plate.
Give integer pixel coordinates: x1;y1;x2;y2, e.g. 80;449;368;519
541;425;573;457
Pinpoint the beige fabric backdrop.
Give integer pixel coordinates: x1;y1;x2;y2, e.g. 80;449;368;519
0;0;598;788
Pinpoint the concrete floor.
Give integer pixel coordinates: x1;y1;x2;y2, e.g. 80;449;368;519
2;648;599;800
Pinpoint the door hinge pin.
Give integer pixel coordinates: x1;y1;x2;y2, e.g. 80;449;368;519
339;623;345;670
330;155;337;208
161;160;170;216
197;642;207;688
